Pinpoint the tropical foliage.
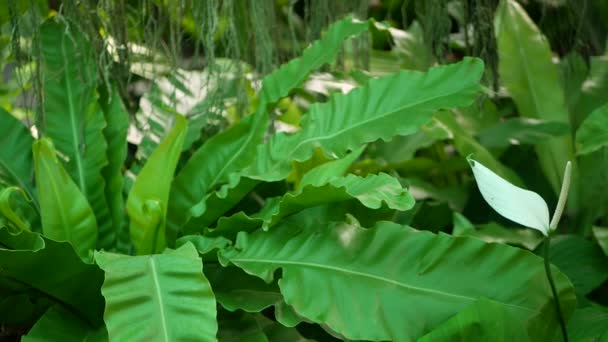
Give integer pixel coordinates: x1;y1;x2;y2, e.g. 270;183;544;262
1;0;607;341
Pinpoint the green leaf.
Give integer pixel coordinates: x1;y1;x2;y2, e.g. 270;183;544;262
33;138;98;260
477;118;570;148
566;307;608;341
95;243;217;341
544;235;608;300
220;220;575;341
258;173;414;229
495;0;577;201
418;298;530;341
453;213;543;250
127;115;187;255
575;103;608;155
593;226;608;256
168;17;371;235
22;306;108;342
0;227;105;325
298;146;364;188
468;158;550;235
0;108;37;213
40;17;112;247
435;111;523;186
0;187;32;233
244;58;484;183
258;17;369;105
99;85;130;251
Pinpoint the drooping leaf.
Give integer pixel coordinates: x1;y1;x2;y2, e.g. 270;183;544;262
33;138;98;260
0;108;37;213
127;115;187;255
95;243;217;341
22;306;108;342
258;173;414;229
244;58;484;183
543;235;608;300
495;0;578;203
468;158;550;235
40;17;112;247
477;118;570;148
220;220;575;341
0;227;105;325
566;307;608;341
99;85;129;251
168;17;372;235
418;298;530;341
575;103;608;155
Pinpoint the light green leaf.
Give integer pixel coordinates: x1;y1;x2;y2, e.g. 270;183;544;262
244;58;484;183
495;0;577;202
258;173;414;229
99;85;129;251
22;306;108;342
40;17;112;247
566;307;608;341
468;158;550;235
33;138;98;260
95;243;217;341
220;220;575;341
419;298;530;341
298;146;364;188
0;227;105;325
127;115;187;255
576;103;608;155
0;108;37;213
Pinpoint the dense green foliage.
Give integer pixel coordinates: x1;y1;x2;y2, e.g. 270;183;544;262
1;0;608;341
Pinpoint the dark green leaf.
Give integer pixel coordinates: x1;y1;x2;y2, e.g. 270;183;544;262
477;118;570;148
22;306;107;342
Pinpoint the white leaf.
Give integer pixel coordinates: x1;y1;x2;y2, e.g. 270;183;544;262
468;157;550;236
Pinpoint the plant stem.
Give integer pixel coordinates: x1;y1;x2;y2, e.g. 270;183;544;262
543;237;568;342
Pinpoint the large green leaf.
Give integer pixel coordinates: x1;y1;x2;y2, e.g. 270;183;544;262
95;243;217;341
40;17;112;245
127;115;187;255
495;0;578;205
99;85;129;251
418;298;530;341
22;306;108;342
575;103;608;155
544;235;608;300
220;220;576;341
167;17;371;235
0;227;104;325
258;173;414;229
33;138;98;260
243;58;484;183
0;108;37;213
566;307;608;341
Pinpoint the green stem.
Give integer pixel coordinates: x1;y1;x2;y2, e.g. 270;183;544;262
543;237;568;342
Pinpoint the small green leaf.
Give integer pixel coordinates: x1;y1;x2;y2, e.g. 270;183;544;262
0;187;32;233
33;138;98;260
127;115;187;255
575;103;608;155
468;157;550;235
